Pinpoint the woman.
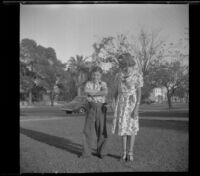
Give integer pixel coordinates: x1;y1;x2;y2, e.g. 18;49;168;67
112;53;143;162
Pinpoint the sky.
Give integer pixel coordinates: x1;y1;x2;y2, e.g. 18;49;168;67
20;4;189;65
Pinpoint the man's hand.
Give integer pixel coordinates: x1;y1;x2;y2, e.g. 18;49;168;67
88;91;97;96
86;89;98;96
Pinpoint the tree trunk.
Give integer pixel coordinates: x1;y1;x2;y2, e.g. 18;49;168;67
77;73;82;96
50;92;54;106
51;99;54;106
77;87;81;96
28;89;32;105
110;98;115;113
167;92;172;109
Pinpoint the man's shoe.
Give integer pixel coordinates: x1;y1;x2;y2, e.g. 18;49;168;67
97;153;107;159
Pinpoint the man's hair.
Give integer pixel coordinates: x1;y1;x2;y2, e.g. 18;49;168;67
117;53;136;68
91;66;103;74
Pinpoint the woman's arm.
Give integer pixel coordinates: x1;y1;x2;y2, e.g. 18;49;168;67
132;72;143;118
135;87;141;111
132;87;141;118
114;73;120;101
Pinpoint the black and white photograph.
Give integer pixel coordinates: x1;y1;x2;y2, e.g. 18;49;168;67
20;3;189;173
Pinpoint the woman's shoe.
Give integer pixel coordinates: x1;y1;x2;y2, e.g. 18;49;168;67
120;151;127;162
127;151;134;162
79;152;92;159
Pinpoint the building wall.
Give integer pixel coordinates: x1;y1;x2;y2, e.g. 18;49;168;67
149;87;167;102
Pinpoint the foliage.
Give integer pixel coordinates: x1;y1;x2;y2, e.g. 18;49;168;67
149;60;188;108
173;70;188;99
57;70;77;101
131;28;165;76
91;29;165;75
67;55;91;96
20;38;67;105
20;28;188;106
90;29;166;103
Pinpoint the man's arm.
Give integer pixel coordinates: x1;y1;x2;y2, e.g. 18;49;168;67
84;82;98;95
84;82;108;97
85;88;98;95
92;89;108;96
92;82;108;96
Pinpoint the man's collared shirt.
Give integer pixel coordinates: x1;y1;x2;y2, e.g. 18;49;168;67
84;81;108;103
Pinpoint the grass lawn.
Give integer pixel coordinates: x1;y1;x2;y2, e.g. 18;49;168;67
20;116;188;173
138;102;188;117
140;102;188;110
20;102;189;119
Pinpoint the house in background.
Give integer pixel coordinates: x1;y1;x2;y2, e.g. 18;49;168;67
149;87;167;103
149;87;188;103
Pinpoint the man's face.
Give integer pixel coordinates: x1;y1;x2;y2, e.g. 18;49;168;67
92;71;102;83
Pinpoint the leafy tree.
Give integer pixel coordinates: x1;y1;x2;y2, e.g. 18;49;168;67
149;61;187;108
90;29;166;102
55;70;77;102
131;28;165;76
67;55;90;96
20;39;38;105
35;47;66;106
20;39;67;106
91;29;165;74
173;69;189;103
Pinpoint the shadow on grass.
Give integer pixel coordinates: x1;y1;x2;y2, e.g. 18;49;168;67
139;119;188;132
20;127;120;159
106;118;188;132
20;127;83;157
139;111;188;117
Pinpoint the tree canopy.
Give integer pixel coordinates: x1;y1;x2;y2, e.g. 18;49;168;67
20;38;67;105
20;28;188;108
148;60;188;108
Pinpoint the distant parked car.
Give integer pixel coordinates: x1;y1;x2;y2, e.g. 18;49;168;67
141;98;155;104
61;96;88;114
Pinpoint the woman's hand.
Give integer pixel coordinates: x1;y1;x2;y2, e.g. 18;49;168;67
131;109;138;119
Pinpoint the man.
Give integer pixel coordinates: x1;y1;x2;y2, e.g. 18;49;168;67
80;66;108;159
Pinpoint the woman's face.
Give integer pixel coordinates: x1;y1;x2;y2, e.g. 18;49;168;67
92;71;102;83
121;65;128;73
127;66;134;73
121;66;133;74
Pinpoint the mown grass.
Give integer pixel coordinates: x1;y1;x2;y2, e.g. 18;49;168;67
20;102;188;119
20;116;188;173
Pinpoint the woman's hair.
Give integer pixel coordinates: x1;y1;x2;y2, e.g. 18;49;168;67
91;66;103;74
117;52;136;68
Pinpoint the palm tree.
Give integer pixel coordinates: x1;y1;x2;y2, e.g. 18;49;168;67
68;55;90;96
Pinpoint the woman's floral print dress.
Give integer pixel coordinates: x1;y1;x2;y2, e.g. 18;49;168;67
112;69;143;136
